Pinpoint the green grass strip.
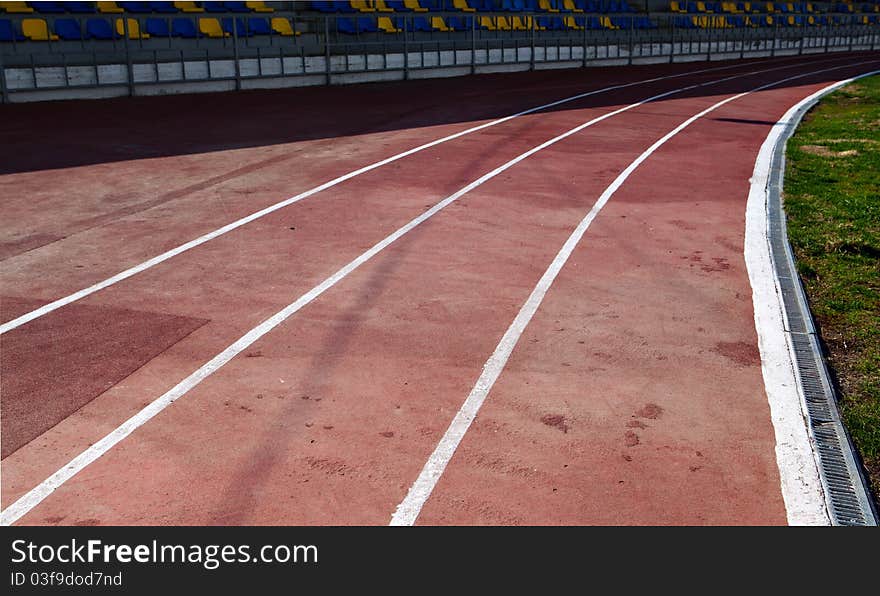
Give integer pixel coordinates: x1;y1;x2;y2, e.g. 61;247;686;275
784;74;880;509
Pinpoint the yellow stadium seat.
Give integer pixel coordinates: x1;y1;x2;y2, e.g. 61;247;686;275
563;0;583;12
764;14;774;25
350;0;375;12
696;2;713;12
22;18;57;40
404;0;427;12
764;2;775;12
563;16;583;29
539;0;559;12
453;0;475;11
600;16;618;29
98;1;124;13
116;18;149;38
271;17;298;36
246;1;273;12
431;16;451;31
670;1;686;12
378;16;401;32
512;15;528;30
0;2;33;13
496;15;511;30
375;0;394;11
198;17;227;38
479;15;496;30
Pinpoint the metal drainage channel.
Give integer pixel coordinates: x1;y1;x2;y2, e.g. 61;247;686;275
766;88;879;526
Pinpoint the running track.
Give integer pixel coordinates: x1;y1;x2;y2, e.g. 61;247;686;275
2;53;878;525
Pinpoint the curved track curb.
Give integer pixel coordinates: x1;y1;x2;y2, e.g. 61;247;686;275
764;72;879;526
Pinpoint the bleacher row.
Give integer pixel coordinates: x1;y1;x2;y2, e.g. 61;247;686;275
671;2;880;28
1;0;878;43
0;2;302;40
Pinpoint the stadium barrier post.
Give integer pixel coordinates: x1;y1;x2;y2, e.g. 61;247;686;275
582;11;588;68
533;11;538;70
404;15;410;80
232;16;241;91
122;12;134;96
628;15;634;65
471;12;476;75
0;53;7;104
670;14;676;63
324;15;331;85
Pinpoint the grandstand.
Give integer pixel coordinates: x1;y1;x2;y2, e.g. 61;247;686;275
0;1;878;101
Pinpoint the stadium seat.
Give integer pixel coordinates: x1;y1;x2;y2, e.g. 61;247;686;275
246;1;273;11
116;17;149;38
270;16;297;35
378;15;402;31
222;1;252;12
33;2;66;13
0;2;32;13
447;15;474;29
221;16;251;36
198;17;227;36
174;1;203;11
539;0;560;12
563;15;584;29
431;15;451;30
86;17;117;39
0;18;25;41
97;2;124;13
350;0;375;11
67;2;97;13
404;0;429;11
247;16;271;34
171;16;198;36
149;2;180;13
22;18;59;40
54;18;84;39
454;0;476;11
117;2;152;13
203;2;229;12
145;16;171;36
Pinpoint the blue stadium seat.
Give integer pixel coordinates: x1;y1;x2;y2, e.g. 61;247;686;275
203;1;228;11
33;2;66;13
447;15;474;29
118;2;152;13
66;2;97;13
54;18;83;40
413;16;432;31
172;16;198;37
149;2;179;12
223;1;251;12
383;1;410;11
145;17;171;36
86;18;116;39
338;16;380;33
0;19;25;41
247;16;270;34
221;16;251;35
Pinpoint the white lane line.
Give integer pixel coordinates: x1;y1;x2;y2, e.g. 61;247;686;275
389;59;878;526
743;69;880;526
0;59;851;527
0;55;816;335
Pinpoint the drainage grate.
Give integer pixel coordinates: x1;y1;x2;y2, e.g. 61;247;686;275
765;95;878;526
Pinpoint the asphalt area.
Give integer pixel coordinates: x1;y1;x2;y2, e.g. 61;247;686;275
2;52;878;525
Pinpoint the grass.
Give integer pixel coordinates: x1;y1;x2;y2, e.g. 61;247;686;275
784;74;880;510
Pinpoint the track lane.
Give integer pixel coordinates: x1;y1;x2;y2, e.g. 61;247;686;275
1;54;868;520
408;60;880;526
